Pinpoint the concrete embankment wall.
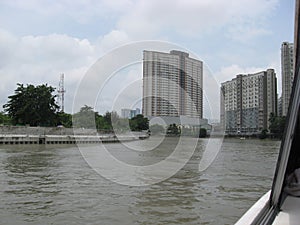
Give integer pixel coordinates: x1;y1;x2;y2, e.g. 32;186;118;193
0;126;97;135
0;126;148;145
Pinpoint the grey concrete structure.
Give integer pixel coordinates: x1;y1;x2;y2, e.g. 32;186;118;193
0;126;149;144
220;69;277;135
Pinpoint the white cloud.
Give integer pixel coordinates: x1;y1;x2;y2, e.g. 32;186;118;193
97;30;130;53
94;64;143;115
0;28;139;113
215;64;270;83
0;30;105;112
227;26;272;42
0;0;133;24
18;34;95;68
0;29;18;67
116;0;279;39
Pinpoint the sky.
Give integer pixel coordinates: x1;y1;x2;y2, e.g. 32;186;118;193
0;0;295;120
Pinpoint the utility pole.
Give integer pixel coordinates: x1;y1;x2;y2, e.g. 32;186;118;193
58;73;66;112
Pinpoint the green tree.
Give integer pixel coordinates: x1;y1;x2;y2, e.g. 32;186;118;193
73;105;97;128
0;111;11;125
259;129;268;139
129;114;149;131
95;111;129;132
57;112;72;128
103;111;129;132
96;115;109;131
199;128;207;138
102;111;113;131
269;113;286;138
112;117;130;132
3;83;59;126
167;123;181;136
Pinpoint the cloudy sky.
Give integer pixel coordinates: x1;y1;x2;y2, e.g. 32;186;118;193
0;0;295;119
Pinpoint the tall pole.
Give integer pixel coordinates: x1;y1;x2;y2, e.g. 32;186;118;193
58;73;66;112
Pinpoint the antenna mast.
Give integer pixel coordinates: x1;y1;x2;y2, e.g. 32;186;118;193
58;73;66;112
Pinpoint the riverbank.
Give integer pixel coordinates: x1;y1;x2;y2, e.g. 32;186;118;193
0;126;149;145
224;134;282;140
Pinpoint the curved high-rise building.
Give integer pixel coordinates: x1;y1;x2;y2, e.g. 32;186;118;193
142;50;203;119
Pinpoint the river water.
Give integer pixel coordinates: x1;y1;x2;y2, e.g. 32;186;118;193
0;137;280;225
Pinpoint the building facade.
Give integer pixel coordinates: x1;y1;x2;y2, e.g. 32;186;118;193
121;108;141;119
130;108;140;118
220;69;277;135
121;108;131;119
278;96;283;117
281;42;294;116
142;50;203;118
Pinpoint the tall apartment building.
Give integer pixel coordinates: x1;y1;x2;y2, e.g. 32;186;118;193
142;50;203;118
281;42;294;116
220;69;277;134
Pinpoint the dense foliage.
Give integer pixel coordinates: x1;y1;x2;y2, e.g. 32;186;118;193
129;114;149;131
269;113;286;138
259;129;268;139
3;84;59;126
73;105;97;129
57;112;72;128
72;106;148;132
199;128;207;138
167;124;181;136
3;84;149;131
0;112;11;125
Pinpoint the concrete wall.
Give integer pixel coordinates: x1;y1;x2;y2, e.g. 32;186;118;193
0;126;97;135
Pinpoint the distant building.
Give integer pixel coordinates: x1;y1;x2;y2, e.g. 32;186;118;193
142;50;203;118
130;108;140;118
220;69;277;135
135;108;140;115
121;108;131;119
281;42;294;116
121;108;141;119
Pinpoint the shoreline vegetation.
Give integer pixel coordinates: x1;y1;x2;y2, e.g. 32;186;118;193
1;84;150;133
